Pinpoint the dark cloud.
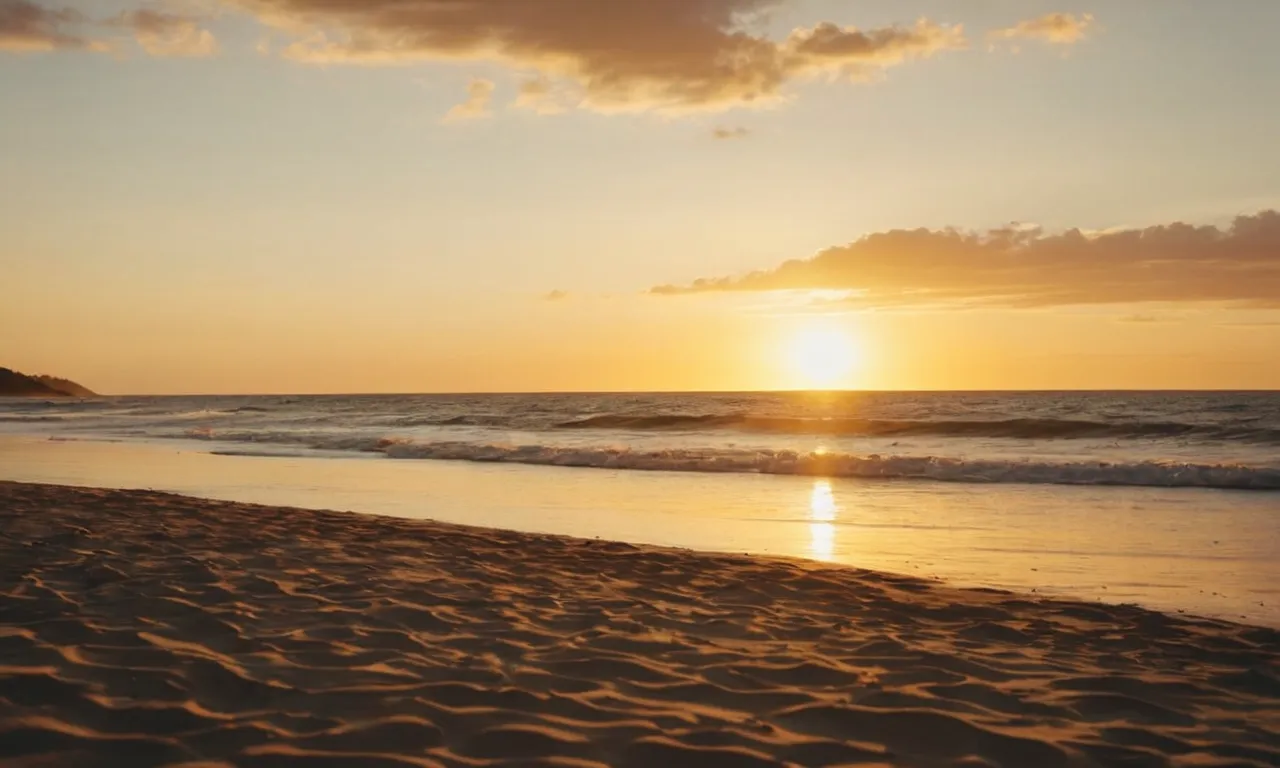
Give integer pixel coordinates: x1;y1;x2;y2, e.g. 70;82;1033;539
542;289;569;302
1;2;217;56
712;126;750;140
3;1;1093;109
0;0;95;51
230;0;965;112
117;8;217;57
651;211;1280;309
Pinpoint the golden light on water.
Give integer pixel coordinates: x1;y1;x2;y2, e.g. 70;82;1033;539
810;480;837;522
809;479;838;560
786;325;860;389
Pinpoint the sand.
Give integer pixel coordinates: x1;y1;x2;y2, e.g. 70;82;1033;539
0;482;1277;768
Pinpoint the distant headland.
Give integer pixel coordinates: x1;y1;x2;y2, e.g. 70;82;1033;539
0;368;97;397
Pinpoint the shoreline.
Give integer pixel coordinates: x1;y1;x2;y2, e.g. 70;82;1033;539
2;481;1277;767
4;434;1277;628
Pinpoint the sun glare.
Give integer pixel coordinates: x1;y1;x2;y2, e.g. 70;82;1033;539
808;480;838;560
787;326;859;389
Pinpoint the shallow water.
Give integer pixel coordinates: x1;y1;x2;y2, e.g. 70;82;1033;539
3;435;1276;627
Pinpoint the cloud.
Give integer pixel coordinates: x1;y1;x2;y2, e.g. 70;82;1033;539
119;8;217;57
229;0;966;112
651;210;1280;309
783;19;965;79
2;2;1079;115
990;13;1094;45
515;74;573;114
443;77;495;122
2;1;219;56
0;0;98;51
712;126;750;140
543;289;569;302
1118;314;1168;324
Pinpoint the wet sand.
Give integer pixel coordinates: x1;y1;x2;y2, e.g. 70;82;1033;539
1;481;1277;767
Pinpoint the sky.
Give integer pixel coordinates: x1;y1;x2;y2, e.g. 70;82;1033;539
2;0;1279;394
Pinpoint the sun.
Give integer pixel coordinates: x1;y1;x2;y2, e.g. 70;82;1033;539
786;325;859;389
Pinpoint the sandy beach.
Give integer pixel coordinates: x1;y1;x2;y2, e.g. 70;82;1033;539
1;482;1277;768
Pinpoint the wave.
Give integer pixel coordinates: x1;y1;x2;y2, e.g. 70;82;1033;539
391;414;520;428
555;414;1280;443
210;449;316;458
0;398;115;411
180;430;1280;490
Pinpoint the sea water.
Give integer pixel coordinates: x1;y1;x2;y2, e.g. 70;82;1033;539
2;391;1277;625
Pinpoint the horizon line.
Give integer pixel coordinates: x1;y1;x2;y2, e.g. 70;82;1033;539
53;387;1280;398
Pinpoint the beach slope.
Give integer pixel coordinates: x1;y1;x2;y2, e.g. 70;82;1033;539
1;481;1276;767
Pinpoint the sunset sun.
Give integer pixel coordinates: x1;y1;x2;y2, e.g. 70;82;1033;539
786;326;860;389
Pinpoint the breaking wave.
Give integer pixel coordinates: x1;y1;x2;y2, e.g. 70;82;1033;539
554;414;1280;443
185;430;1280;490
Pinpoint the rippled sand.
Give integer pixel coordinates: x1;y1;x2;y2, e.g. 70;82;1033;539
1;481;1277;767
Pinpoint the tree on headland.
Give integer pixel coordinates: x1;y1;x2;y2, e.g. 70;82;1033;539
0;368;96;397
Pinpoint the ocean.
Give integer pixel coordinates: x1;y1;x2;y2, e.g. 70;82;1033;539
2;391;1278;625
3;391;1279;489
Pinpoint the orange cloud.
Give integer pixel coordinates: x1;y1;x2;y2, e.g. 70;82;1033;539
652;211;1280;309
712;126;750;140
231;0;966;112
0;0;99;51
514;75;569;114
443;77;495;122
990;13;1094;45
784;19;965;78
119;9;218;57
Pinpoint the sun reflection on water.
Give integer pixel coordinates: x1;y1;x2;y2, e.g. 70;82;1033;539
810;480;837;522
808;479;838;560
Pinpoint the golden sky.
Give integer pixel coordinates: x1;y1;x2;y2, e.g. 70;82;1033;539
2;0;1279;393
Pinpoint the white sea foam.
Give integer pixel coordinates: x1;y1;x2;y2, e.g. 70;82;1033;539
378;442;1280;489
186;430;1280;490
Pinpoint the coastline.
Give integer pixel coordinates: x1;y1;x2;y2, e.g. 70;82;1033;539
2;481;1277;767
3;434;1278;628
